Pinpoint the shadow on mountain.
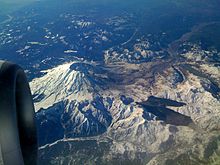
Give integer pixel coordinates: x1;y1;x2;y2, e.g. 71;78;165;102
137;96;193;126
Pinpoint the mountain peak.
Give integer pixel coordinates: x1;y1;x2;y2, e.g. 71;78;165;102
30;62;101;112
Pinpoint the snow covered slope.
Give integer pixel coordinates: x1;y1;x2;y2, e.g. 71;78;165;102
30;61;113;145
31;51;220;164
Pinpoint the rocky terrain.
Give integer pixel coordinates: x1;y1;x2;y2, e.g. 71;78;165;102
0;0;220;164
30;40;220;164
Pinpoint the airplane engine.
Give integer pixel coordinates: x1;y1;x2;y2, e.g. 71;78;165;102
0;61;37;165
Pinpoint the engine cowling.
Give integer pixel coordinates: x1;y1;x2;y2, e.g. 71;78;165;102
0;61;37;165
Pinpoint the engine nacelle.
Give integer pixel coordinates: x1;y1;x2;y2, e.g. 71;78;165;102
0;61;37;165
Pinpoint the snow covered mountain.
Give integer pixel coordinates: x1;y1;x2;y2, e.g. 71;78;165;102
31;62;105;111
1;0;220;164
30;46;220;164
30;61;113;145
